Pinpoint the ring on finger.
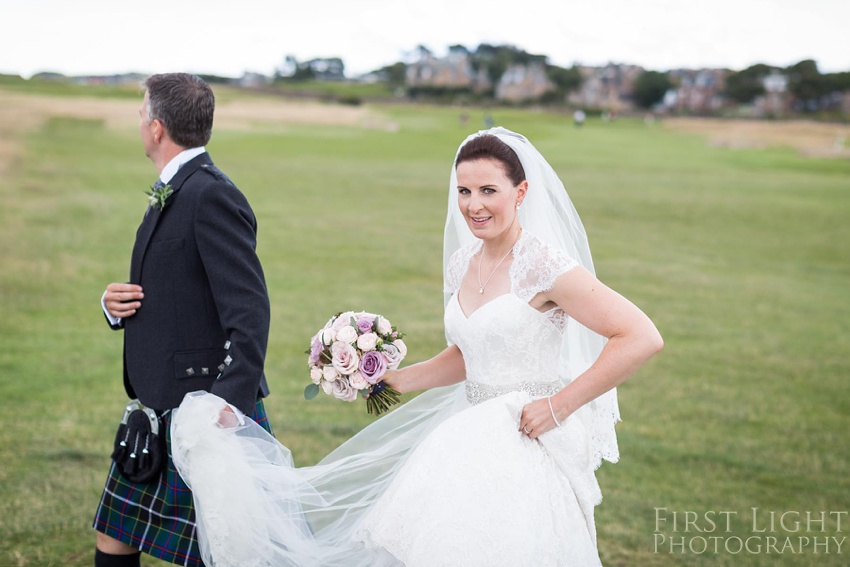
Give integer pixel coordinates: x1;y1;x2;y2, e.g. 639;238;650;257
522;425;531;434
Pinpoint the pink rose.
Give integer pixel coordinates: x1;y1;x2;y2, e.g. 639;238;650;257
356;332;379;352
332;377;359;402
382;342;405;370
320;379;335;395
310;366;323;384
321;328;335;345
393;338;408;358
331;342;359;375
359;350;388;384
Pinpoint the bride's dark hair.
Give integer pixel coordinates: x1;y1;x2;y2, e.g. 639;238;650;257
455;134;526;186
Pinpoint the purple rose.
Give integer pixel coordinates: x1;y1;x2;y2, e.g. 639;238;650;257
356;315;374;334
359;350;388;384
308;338;323;364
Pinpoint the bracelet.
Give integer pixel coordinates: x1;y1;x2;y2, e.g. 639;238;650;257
547;396;561;427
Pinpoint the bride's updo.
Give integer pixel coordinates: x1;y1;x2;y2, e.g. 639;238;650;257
455;134;526;187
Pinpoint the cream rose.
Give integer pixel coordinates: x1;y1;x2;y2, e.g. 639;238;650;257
321;328;335;345
376;316;392;335
356;332;379;352
335;325;358;345
322;365;339;382
320;379;335;395
348;370;369;390
310;366;323;384
332;312;355;332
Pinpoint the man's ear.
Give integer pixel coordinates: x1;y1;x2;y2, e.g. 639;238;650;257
151;119;165;143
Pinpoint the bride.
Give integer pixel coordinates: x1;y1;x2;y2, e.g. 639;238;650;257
171;127;663;566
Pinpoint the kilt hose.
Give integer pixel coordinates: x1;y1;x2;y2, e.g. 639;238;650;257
93;399;272;566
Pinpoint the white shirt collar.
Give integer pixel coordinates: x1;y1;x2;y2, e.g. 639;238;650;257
159;146;206;184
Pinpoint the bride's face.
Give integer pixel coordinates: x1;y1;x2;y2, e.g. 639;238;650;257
456;158;526;242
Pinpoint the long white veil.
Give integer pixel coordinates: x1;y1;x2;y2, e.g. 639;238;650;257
444;127;620;468
172;385;469;566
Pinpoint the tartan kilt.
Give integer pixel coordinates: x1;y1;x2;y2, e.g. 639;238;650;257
93;398;272;566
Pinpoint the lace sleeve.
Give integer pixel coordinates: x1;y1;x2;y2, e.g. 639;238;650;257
444;241;480;297
510;232;578;303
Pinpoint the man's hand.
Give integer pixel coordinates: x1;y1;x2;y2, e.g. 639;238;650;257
217;405;240;428
104;283;144;319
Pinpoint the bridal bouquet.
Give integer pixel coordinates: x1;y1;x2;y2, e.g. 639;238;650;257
304;311;406;415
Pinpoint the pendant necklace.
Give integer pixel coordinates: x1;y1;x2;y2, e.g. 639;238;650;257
477;230;522;294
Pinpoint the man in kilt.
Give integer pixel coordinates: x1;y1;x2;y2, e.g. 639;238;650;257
94;73;273;567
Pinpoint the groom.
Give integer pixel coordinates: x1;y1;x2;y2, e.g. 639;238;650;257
92;73;273;567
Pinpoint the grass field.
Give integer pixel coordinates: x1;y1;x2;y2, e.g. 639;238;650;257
1;84;848;566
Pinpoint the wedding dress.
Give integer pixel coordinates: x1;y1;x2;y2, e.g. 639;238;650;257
357;231;603;566
171;231;604;566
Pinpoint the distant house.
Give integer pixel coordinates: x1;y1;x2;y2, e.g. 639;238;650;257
568;64;642;111
406;49;478;90
238;72;271;88
755;70;790;117
495;63;553;102
71;73;146;86
307;58;346;81
665;68;728;114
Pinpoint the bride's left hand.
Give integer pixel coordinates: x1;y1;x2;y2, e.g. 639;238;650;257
518;398;561;440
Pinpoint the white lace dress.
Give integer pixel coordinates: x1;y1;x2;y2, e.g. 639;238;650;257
171;231;605;567
356;231;603;566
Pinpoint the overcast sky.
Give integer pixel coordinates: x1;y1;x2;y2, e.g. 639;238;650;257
2;0;848;78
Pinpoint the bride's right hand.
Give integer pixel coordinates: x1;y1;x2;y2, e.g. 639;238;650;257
380;369;403;393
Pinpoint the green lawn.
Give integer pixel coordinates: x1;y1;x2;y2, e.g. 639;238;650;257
1;88;848;566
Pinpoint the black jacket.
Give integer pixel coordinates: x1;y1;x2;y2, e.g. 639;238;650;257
110;152;270;415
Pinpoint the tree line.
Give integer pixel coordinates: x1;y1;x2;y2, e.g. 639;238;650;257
277;45;850;114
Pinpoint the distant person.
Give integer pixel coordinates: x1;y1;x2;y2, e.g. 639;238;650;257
169;127;663;566
92;73;273;567
573;108;586;127
483;111;494;128
459;111;469;126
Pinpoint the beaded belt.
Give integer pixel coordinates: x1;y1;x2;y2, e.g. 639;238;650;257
465;380;564;405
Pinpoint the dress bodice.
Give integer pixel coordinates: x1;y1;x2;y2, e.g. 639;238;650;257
446;293;563;387
443;232;578;403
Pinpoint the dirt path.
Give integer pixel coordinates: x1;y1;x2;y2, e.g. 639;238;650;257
0;89;396;174
664;117;850;159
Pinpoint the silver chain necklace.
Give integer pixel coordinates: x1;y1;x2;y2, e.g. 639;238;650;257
477;230;521;294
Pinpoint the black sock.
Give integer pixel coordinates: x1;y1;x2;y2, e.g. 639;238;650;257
94;549;141;567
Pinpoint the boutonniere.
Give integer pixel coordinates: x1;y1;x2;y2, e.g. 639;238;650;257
145;183;173;210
